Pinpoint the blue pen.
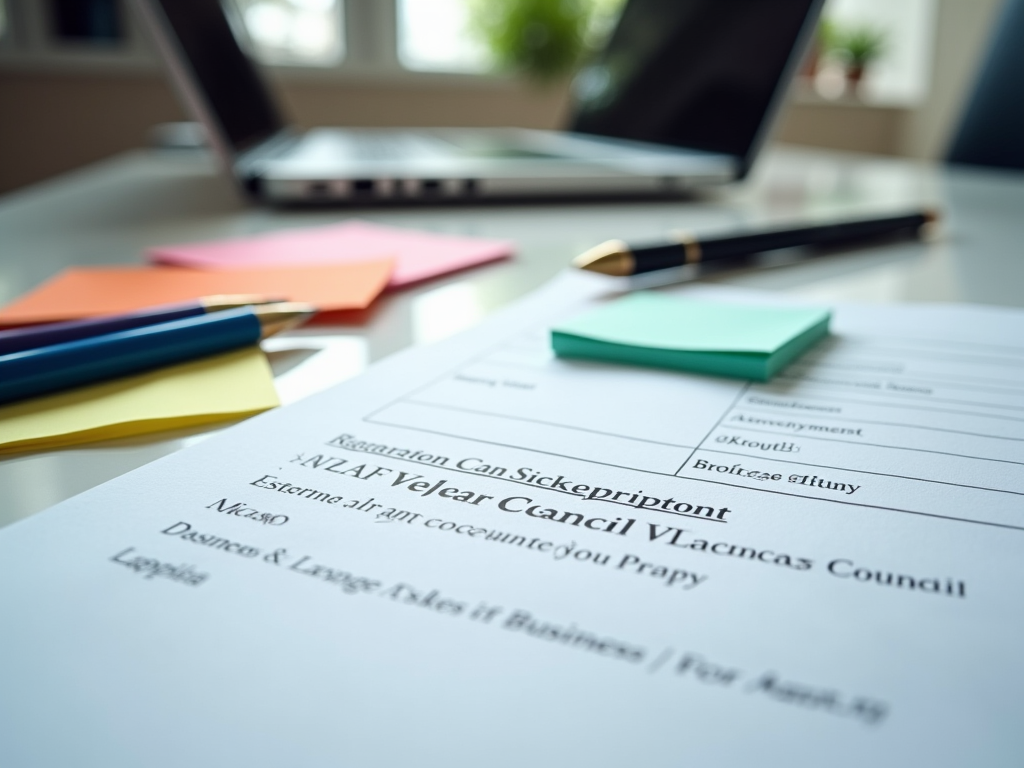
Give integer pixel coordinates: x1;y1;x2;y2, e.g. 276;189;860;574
0;303;315;406
0;294;281;356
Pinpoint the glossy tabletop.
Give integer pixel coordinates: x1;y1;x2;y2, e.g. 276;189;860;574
1;144;1022;527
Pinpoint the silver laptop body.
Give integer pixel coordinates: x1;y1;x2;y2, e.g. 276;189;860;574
133;0;822;205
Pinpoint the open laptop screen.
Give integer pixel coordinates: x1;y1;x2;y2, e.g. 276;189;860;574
146;0;284;153
571;0;820;173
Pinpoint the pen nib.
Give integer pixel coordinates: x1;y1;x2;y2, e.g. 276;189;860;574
571;240;635;276
253;302;318;339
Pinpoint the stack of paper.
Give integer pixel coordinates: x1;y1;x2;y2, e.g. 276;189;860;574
3;275;1022;764
0;220;514;453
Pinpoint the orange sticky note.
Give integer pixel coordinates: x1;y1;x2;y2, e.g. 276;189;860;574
0;261;393;326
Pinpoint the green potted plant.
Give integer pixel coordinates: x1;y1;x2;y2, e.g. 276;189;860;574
470;0;623;84
834;25;886;95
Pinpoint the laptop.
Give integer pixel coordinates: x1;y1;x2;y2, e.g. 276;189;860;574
133;0;823;204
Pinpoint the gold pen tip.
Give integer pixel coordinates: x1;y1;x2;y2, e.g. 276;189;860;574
201;294;286;310
253;302;318;339
571;240;635;276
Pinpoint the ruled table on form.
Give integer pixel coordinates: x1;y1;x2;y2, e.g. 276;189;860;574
366;307;1024;531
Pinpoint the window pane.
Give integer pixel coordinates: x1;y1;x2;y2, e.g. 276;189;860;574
398;0;493;73
399;0;624;76
820;0;935;104
229;0;344;66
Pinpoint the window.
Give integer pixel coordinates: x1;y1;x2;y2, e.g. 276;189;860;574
229;0;344;67
0;0;937;103
395;0;624;77
397;0;491;73
814;0;936;105
0;1;153;66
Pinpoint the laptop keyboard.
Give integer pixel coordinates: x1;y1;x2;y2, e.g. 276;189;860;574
291;129;573;164
295;130;457;161
353;133;444;159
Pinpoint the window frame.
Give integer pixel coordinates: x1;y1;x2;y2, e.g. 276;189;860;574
0;0;522;89
0;0;937;104
0;0;155;71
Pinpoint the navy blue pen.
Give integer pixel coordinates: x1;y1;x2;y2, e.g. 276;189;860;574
0;294;281;356
0;302;315;406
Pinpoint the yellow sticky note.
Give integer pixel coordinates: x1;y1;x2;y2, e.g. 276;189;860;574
0;346;279;455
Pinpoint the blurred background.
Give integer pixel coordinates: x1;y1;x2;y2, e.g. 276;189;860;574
0;0;1007;196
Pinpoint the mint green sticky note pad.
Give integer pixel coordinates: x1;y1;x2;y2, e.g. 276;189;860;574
551;294;830;381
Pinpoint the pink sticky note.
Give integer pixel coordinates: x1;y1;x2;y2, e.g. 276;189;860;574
148;220;514;288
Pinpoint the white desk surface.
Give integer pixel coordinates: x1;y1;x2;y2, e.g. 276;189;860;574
2;145;1022;527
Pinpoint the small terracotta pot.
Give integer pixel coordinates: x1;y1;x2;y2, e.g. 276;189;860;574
845;64;865;96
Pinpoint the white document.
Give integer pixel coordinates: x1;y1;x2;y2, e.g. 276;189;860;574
2;272;1023;767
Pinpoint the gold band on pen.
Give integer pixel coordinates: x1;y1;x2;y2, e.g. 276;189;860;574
918;208;943;243
671;230;703;264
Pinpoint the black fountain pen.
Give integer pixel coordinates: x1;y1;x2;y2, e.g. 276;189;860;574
572;209;940;276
